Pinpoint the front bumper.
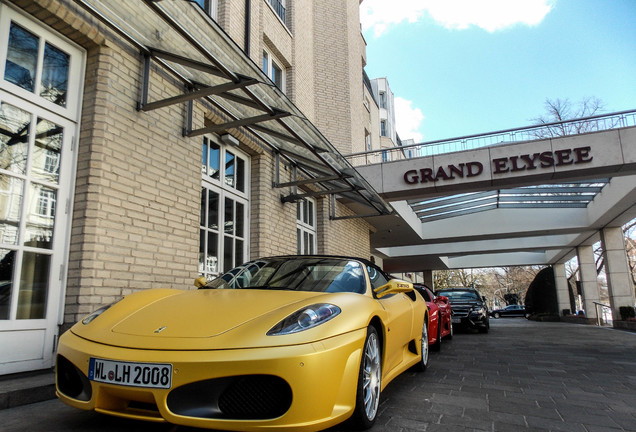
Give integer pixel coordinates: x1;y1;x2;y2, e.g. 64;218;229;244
56;328;367;432
452;312;488;329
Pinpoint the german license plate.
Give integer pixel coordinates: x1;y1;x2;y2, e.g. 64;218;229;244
452;317;461;324
88;358;172;389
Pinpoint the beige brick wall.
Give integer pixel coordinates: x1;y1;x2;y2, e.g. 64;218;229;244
11;0;375;328
249;154;297;258
347;0;366;157
311;0;351;154
317;199;372;259
66;40;202;324
287;0;315;119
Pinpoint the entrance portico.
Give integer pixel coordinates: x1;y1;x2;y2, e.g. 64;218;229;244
349;114;636;324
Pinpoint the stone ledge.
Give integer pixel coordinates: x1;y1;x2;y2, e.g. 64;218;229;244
560;315;596;325
613;320;636;332
0;369;55;410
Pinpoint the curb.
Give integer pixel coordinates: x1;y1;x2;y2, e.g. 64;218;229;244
0;369;56;410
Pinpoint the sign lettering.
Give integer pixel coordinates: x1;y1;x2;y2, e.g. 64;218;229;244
403;146;593;184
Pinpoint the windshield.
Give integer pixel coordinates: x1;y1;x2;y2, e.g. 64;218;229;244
437;290;480;301
204;257;367;294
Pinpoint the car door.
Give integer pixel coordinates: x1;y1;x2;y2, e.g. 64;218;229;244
367;265;414;374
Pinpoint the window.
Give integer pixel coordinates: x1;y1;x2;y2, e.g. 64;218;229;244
365;130;371;151
379;91;386;109
268;0;286;24
44;151;60;175
297;198;316;255
0;3;84;374
200;136;249;280
36;188;56;218
4;22;70;107
262;50;285;92
380;120;387;137
192;0;218;20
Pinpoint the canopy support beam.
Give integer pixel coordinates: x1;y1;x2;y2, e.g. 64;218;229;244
187;109;291;137
139;75;258;112
281;186;359;203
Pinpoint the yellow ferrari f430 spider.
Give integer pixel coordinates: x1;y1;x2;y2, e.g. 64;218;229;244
56;255;429;431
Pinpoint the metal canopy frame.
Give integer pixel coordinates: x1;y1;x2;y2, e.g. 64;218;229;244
407;180;609;222
73;0;393;219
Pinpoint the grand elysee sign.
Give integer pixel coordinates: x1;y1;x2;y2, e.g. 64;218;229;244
403;146;593;184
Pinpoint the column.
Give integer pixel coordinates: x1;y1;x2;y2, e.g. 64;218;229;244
423;270;434;289
553;263;572;315
577;245;600;322
600;227;636;322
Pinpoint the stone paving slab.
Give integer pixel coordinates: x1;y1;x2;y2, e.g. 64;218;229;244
0;319;635;431
327;319;636;432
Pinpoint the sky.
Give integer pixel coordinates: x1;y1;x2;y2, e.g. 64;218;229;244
360;0;636;143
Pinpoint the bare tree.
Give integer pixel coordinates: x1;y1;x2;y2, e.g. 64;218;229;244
433;269;484;291
530;97;609;138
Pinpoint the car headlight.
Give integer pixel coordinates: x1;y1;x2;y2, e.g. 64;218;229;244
471;306;485;314
267;304;341;335
81;302;117;325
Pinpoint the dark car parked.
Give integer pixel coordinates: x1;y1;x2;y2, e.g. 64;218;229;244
435;287;490;333
490;304;529;319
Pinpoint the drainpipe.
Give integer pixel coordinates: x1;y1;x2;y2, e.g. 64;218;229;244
244;0;251;56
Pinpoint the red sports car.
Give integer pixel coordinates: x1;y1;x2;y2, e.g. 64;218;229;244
414;284;453;351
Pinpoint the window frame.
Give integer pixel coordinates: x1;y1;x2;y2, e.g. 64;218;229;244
0;8;85;121
200;135;250;280
379;91;386;109
262;49;286;93
192;0;218;21
296;197;317;255
380;120;387;137
266;0;287;26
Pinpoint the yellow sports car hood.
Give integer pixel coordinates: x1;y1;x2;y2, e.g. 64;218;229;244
71;288;378;351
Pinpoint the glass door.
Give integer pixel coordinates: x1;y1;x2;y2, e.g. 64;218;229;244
0;4;84;374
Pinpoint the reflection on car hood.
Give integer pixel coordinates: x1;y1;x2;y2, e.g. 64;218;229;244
72;288;371;350
110;289;300;338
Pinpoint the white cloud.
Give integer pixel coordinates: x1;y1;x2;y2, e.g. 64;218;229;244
360;0;554;37
394;97;425;142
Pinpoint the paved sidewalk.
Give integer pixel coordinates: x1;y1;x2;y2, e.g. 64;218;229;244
330;319;636;432
0;319;635;431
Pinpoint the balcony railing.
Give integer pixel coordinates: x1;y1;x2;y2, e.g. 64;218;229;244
345;108;636;167
268;0;286;24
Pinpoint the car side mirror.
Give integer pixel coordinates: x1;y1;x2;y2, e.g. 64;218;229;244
437;295;449;304
194;276;207;288
374;279;413;298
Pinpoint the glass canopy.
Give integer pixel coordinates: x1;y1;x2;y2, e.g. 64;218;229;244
73;0;393;217
407;180;609;222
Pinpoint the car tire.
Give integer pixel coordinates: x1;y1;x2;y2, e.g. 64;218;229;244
350;326;381;430
447;320;453;340
493;312;501;319
431;323;441;352
412;318;429;372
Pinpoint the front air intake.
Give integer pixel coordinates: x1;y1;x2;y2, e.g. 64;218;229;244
167;375;292;420
56;355;92;401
